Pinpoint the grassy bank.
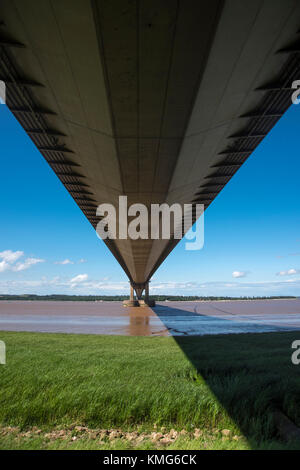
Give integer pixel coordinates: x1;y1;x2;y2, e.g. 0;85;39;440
0;330;300;449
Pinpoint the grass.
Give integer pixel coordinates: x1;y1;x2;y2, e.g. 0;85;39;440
0;330;300;449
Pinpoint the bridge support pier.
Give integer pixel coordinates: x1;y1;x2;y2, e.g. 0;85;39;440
123;283;139;307
145;283;149;303
123;281;155;307
137;281;155;308
130;284;134;302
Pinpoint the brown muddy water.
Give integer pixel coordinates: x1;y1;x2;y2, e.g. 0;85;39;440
0;299;300;336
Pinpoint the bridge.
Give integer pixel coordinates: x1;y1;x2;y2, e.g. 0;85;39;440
1;0;300;304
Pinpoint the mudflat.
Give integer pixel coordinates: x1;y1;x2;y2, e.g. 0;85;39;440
0;299;299;336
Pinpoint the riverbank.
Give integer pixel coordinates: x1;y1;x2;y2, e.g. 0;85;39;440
1;330;300;449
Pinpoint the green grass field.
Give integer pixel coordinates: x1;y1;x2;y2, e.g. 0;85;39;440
0;330;300;450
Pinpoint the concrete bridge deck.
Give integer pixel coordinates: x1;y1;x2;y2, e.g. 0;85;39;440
1;1;300;293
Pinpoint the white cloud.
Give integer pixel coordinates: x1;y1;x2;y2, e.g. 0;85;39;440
0;250;23;263
277;268;299;276
54;258;87;265
54;259;74;265
82;281;128;290
70;274;88;284
232;271;247;278
149;278;300;296
0;250;44;273
0;261;9;273
13;258;45;272
0;276;300;297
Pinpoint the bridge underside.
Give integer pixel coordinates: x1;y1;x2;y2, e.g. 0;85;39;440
1;0;300;288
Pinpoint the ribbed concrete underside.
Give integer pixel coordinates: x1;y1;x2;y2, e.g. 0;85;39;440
1;0;300;285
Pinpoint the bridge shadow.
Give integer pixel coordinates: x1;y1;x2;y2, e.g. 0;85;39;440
153;303;300;448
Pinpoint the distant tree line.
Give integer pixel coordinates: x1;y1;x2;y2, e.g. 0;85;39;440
0;294;297;301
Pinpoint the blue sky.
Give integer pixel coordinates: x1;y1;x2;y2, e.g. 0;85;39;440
0;103;299;297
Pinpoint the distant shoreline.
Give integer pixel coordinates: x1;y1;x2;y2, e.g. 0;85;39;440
0;295;297;302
